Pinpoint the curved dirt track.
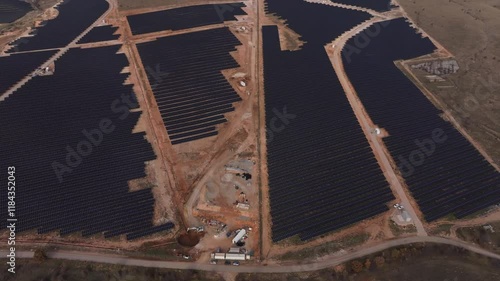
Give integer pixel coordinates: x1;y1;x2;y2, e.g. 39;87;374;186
2;236;500;273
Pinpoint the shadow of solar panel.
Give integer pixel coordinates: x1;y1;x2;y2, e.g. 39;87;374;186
6;0;108;52
77;25;119;44
263;13;393;241
0;45;175;237
327;0;393;12
136;27;242;145
127;3;246;35
342;18;500;222
0;0;32;23
0;50;56;94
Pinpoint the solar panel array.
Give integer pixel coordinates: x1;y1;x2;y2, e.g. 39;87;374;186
6;0;108;52
0;0;32;23
77;25;119;44
127;3;246;35
0;45;174;239
328;0;392;12
263;0;394;242
127;222;175;240
342;18;500;221
0;50;56;95
265;0;372;45
136;27;242;145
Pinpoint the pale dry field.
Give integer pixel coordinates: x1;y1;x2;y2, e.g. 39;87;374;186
397;0;500;165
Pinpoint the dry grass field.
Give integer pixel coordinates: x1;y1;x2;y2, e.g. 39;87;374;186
397;0;500;166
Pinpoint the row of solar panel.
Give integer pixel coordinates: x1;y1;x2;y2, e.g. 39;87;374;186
265;0;372;46
0;0;32;23
342;18;500;222
0;45;171;239
262;23;393;242
127;3;246;35
6;0;108;52
136;27;242;145
77;25;120;44
326;0;392;12
0;50;56;95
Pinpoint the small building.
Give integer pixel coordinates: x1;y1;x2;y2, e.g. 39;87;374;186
229;247;240;253
397;210;412;222
232;229;246;244
212;253;226;260
210;253;251;260
236;203;250;210
226;253;247;261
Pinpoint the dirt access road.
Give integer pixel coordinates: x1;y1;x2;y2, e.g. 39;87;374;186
3;236;500;273
326;17;428;237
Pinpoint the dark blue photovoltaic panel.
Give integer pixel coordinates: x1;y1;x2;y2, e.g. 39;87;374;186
0;46;174;238
0;0;32;23
127;3;246;35
265;0;372;45
0;50;56;95
171;131;219;145
328;0;393;12
342;18;500;221
136;27;242;145
6;0;109;52
78;25;119;44
126;222;175;240
263;0;393;242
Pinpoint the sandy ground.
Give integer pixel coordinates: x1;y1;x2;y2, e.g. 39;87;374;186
429;207;500;238
118;0;262;259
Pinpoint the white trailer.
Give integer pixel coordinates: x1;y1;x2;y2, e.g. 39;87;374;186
210;253;251;261
232;229;246;244
226;253;247;261
211;253;226;260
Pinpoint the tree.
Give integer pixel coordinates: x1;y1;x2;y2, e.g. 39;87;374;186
374;256;385;268
351;260;363;273
364;258;372;270
391;249;401;260
34;249;48;263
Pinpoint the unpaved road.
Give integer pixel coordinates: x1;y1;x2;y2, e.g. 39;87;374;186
328;17;428;237
2;236;500;273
